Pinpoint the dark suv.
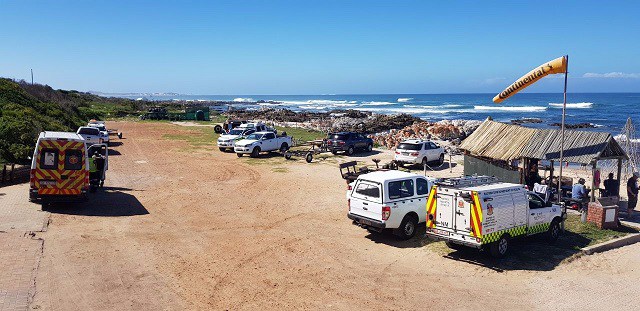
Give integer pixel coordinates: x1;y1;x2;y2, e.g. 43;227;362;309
326;132;374;156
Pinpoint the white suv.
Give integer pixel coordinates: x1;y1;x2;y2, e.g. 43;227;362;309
394;139;445;167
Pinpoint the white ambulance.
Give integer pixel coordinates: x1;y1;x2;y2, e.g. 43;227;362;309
425;176;565;257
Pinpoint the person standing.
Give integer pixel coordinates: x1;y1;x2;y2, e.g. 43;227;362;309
627;172;639;216
603;173;620;197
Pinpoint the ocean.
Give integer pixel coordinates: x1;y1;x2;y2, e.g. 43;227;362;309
123;93;640;134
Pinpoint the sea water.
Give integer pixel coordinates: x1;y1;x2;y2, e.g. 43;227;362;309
123;93;640;133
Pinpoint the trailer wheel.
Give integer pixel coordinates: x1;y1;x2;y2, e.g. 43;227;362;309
250;147;261;158
396;214;418;240
490;235;510;258
284;152;292;160
214;125;223;134
305;152;313;163
547;219;561;244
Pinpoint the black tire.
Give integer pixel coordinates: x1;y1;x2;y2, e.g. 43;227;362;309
421;157;428;168
280;143;289;152
100;181;104;188
284;152;292;160
489;235;510;258
331;150;338;155
219;147;226;152
396;215;418;240
366;144;373;152
250;147;261;158
305;152;313;163
438;153;445;165
346;146;354;156
547;219;561;244
236;152;243;157
214;125;223;134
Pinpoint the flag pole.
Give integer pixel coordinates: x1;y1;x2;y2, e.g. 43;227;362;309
557;55;569;203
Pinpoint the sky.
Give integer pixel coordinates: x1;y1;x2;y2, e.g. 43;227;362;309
1;0;639;94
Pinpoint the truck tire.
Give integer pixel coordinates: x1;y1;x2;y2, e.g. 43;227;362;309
346;146;354;156
305;152;313;163
280;143;289;152
236;152;243;157
214;125;223;134
489;235;510;258
366;143;373;152
219;147;226;152
250;147;261;158
547;219;561;244
396;214;418;240
438;153;445;165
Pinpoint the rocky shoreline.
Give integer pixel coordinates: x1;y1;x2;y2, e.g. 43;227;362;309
224;108;482;148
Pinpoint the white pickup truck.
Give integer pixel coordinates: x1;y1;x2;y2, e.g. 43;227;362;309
87;121;110;145
347;171;435;240
234;132;292;158
77;126;102;146
217;122;271;152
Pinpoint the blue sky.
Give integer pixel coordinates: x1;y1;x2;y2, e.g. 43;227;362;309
1;0;639;94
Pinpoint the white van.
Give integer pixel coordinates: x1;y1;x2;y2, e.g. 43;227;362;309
29;132;90;204
347;171;435;239
425;176;565;257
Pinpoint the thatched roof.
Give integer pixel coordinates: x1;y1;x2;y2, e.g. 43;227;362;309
459;120;627;164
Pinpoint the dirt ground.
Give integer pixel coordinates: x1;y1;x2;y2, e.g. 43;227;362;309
10;121;640;310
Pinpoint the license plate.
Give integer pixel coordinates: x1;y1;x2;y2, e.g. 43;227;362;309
39;180;56;186
402;152;409;156
432;229;450;236
359;219;371;226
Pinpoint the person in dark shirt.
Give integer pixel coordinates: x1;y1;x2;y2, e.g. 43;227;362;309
627;172;639;216
603;173;620;197
526;163;542;190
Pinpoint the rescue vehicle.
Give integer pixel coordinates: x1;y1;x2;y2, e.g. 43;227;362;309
425;176;566;257
347;170;436;240
29;132;90;204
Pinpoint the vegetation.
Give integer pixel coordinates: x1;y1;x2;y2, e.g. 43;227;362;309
0;78;143;164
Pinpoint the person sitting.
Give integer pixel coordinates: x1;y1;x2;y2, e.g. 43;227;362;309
603;173;620;197
572;178;589;202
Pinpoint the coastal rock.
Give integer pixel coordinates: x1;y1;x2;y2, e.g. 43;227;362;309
549;122;596;129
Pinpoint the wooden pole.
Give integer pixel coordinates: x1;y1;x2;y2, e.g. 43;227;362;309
591;162;597;202
557;55;569;203
617;158;623;197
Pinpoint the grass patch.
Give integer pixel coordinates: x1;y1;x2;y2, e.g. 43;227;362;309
271;167;289;173
276;126;325;143
563;214;637;248
162;125;219;149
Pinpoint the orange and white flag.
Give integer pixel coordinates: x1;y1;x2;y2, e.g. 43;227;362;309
493;56;567;103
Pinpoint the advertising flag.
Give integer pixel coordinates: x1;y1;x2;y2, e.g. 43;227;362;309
493;56;567;103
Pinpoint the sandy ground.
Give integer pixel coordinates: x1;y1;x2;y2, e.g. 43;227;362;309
6;121;638;310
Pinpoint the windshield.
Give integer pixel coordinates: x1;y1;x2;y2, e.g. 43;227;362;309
397;143;421;150
78;128;99;135
245;133;263;140
227;129;244;135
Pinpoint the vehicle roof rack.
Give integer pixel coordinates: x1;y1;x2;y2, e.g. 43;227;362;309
434;175;500;187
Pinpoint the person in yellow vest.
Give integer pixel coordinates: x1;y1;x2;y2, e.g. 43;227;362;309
89;152;101;191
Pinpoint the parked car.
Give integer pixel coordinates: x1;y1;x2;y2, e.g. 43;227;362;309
394;139;445;167
29;131;90;204
327;132;373;156
217;122;270;152
87;121;110;145
425;176;566;257
76;126;102;146
234;132;292;158
347;170;436;240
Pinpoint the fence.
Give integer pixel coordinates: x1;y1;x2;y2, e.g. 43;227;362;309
0;163;30;186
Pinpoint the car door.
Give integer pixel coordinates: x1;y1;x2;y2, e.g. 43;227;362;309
263;132;277;150
527;193;552;235
386;178;416;228
429;142;440;161
414;177;431;223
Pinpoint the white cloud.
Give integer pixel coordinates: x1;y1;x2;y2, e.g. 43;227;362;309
582;72;640;78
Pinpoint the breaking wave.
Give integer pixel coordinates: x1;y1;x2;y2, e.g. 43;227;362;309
361;101;395;106
233;97;255;102
474;105;547;112
397;98;413;102
548;102;593;109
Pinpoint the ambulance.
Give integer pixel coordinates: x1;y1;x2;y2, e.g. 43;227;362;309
29;132;90;204
425;176;566;257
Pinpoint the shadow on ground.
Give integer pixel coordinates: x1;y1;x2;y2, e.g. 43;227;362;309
340;150;383;158
45;187;148;217
108;141;124;147
366;227;638;272
402;161;457;172
108;149;122;156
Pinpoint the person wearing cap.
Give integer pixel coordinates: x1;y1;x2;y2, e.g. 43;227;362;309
627;172;639;216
